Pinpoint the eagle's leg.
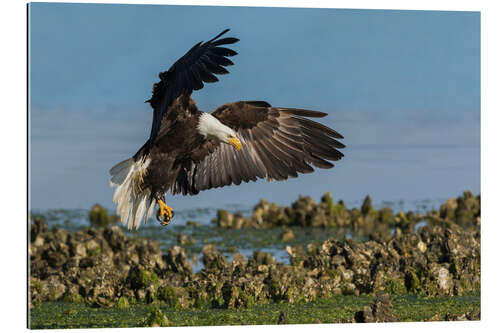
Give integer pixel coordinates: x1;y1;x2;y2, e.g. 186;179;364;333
156;197;174;226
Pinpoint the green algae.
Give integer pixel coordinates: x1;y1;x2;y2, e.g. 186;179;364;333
157;286;190;309
30;292;479;329
384;279;407;295
116;296;130;309
405;270;421;294
143;308;170;327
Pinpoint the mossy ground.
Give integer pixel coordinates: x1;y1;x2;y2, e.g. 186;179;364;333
30;292;479;329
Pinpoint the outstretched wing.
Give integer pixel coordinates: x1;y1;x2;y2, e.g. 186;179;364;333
146;29;239;150
172;101;345;195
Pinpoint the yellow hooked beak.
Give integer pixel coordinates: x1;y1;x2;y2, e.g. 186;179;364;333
227;137;242;151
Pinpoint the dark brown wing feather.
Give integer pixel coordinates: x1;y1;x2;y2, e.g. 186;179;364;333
173;101;345;194
145;29;238;152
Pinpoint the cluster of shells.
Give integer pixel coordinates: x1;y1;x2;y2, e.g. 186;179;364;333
29;191;480;315
215;191;480;233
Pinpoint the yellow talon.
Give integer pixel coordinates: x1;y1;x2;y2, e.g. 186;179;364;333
156;199;174;226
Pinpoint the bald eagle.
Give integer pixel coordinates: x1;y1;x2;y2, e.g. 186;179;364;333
110;29;345;229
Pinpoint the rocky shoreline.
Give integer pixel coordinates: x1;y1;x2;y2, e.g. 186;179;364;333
29;191;480;322
214;191;480;232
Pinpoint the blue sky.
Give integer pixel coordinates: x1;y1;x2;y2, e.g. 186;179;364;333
29;3;480;210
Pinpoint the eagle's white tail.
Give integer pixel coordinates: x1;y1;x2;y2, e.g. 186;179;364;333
109;157;156;229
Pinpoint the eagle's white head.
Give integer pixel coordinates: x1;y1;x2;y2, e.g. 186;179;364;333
197;112;242;150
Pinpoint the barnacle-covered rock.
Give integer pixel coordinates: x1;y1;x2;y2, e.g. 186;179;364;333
354;293;397;323
29;192;480;310
88;204;120;227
